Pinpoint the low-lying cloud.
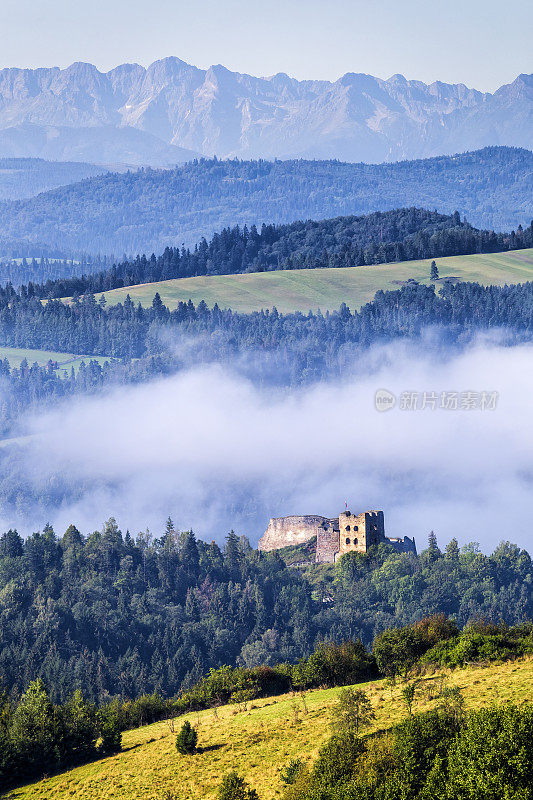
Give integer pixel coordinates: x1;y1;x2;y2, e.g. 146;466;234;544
10;338;533;552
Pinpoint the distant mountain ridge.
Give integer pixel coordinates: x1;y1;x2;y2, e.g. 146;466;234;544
0;157;112;200
0;58;530;164
0;147;530;256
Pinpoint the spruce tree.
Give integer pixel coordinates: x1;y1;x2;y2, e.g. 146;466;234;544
175;720;198;754
224;530;242;581
445;538;460;561
426;530;441;563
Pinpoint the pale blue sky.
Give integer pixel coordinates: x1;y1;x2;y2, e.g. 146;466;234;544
1;0;531;91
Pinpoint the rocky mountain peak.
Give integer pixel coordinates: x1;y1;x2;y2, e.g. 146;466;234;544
0;58;528;165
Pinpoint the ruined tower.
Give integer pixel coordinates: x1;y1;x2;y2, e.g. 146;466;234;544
338;510;385;556
258;507;416;563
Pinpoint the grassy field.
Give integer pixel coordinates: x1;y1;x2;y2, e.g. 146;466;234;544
0;346;114;373
8;657;533;800
99;249;533;314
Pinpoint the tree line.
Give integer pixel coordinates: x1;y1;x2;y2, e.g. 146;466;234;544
0;254;112;287
0;681;122;791
2;280;533;365
19;207;533;299
0;280;532;436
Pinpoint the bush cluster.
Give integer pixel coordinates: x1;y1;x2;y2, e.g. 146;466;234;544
420;620;533;668
283;702;533;799
173;640;377;716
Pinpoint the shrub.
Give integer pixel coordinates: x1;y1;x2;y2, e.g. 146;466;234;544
175;720;198;755
310;732;364;788
293;640;377;689
414;614;458;645
373;626;421;680
392;707;463;797
373;616;458;680
420;628;533;668
217;771;259;800
280;758;304;785
401;682;417;716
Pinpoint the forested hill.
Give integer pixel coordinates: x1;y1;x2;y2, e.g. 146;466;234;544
30;208;533;299
0;521;530;704
0;147;531;258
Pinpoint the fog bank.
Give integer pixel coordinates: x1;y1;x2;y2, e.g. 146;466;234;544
10;339;533;552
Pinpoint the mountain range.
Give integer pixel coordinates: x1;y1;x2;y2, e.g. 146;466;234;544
0;58;531;164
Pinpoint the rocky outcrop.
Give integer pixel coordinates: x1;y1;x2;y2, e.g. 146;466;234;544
258;515;328;551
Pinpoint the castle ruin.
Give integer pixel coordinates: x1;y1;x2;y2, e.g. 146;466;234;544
258;508;416;563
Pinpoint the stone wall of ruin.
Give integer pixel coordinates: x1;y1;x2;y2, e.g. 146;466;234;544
258;509;417;559
316;526;340;563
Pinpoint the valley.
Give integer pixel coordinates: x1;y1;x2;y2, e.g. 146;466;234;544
0;10;531;799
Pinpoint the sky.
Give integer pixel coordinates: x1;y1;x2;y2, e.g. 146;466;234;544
0;0;531;91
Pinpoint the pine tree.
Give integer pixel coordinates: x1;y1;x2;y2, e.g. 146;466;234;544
10;680;59;773
165;517;175;536
224;530;242;581
180;531;199;576
98;707;122;755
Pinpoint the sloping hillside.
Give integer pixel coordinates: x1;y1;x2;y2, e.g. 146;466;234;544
100;249;533;314
0;123;199;168
7;658;533;800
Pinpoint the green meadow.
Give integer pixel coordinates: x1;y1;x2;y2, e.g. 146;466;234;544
8;657;533;800
0;346;114;372
99;249;533;314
